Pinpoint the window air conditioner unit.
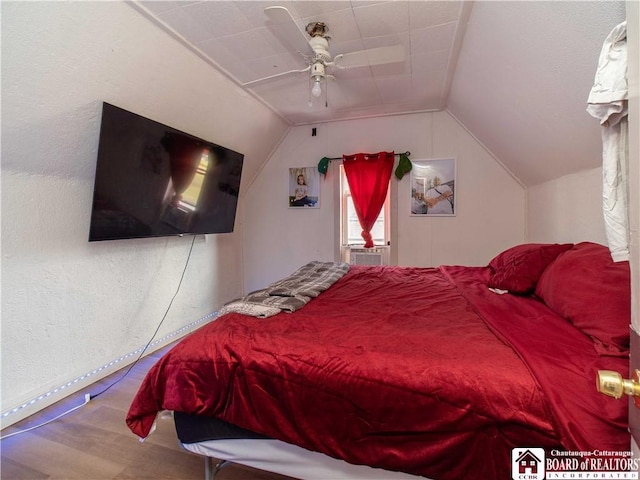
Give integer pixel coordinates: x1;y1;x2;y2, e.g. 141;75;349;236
346;246;390;266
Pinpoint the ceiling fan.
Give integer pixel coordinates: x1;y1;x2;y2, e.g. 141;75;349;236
242;6;406;102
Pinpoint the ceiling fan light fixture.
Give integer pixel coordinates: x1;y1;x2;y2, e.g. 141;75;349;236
311;79;322;98
310;62;325;77
310;62;325;98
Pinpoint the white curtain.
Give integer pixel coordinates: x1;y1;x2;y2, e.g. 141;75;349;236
587;21;629;262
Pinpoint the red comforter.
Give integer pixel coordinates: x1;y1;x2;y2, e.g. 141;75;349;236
126;265;628;480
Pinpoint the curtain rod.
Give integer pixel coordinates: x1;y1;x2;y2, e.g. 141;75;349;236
325;151;411;161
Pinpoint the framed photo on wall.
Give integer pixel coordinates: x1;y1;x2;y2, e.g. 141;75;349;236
289;166;319;208
410;158;456;216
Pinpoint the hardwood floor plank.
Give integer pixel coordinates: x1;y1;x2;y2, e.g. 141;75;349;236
0;457;49;480
0;342;297;480
1;433;125;479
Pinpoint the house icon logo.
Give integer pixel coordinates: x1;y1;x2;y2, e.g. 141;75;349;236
512;448;545;480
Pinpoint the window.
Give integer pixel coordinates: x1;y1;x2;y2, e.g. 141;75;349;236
178;149;210;211
340;164;390;246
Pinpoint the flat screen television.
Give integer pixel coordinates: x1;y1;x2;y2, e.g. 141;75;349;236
89;103;244;241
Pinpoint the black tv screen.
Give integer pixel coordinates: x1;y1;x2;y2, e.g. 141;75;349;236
89;103;244;241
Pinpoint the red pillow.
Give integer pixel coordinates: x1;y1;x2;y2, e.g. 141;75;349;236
488;243;574;294
535;242;630;356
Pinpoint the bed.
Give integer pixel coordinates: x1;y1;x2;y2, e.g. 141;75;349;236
126;242;631;480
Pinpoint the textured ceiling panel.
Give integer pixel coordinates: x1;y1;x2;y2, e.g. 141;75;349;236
132;0;627;186
135;0;469;126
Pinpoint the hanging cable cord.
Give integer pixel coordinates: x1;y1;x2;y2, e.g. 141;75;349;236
90;234;196;400
0;235;197;441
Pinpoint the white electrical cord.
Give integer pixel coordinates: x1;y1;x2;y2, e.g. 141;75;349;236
0;394;91;440
0;235;197;441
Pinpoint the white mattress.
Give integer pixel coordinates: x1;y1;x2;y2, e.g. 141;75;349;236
180;438;429;480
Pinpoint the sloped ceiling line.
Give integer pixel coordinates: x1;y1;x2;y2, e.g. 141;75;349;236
130;0;626;187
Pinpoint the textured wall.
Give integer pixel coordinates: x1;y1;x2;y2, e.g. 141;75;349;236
527;167;607;245
241;110;526;293
1;1;288;426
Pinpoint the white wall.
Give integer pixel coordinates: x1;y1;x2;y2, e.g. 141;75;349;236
242;111;526;292
398;112;526;267
1;2;289;426
528;5;639;266
527;167;608;244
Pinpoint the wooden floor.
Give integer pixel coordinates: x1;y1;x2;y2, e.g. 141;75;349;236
0;345;296;480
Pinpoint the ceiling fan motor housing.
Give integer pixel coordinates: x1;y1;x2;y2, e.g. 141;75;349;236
309;35;331;63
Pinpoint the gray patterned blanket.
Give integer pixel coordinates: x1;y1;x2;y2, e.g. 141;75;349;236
218;261;350;318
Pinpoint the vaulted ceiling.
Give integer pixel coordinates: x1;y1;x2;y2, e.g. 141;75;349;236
132;0;626;186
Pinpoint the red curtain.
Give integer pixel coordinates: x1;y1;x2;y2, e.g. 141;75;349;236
343;151;394;248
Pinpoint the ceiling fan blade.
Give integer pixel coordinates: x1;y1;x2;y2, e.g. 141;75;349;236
242;66;311;88
264;6;312;57
333;45;405;69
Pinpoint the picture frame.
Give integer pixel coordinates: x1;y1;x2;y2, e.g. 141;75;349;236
410;158;456;216
289;166;319;208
